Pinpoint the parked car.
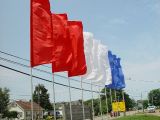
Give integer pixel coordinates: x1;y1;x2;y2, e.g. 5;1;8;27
147;105;156;113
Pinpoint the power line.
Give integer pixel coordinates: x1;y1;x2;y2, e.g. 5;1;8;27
0;50;51;69
0;64;104;94
1;50;160;83
0;50;105;87
126;78;159;83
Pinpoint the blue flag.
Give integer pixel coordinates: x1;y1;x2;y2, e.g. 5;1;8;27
116;58;125;89
105;51;125;90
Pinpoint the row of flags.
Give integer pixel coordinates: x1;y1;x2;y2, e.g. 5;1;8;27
31;0;86;77
30;0;125;89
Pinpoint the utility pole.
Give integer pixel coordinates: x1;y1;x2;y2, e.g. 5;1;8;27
152;95;154;105
141;92;144;113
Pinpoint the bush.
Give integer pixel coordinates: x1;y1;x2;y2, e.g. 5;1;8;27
3;111;18;118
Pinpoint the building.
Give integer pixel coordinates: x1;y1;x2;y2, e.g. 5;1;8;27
9;100;44;120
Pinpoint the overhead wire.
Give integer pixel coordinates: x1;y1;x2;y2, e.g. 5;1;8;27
0;64;104;94
0;50;105;87
0;50;159;87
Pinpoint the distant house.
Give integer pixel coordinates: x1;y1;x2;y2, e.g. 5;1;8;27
9;100;44;120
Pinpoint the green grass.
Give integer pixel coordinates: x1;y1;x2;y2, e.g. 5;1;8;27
114;115;160;120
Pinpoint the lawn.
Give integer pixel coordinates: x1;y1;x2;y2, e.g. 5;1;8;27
114;115;160;120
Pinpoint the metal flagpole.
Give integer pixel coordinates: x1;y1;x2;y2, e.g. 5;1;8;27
122;90;124;102
52;73;56;120
122;90;126;116
98;87;103;120
30;68;34;120
110;89;113;105
114;90;117;101
68;77;73;120
114;90;117;117
105;87;109;119
91;80;95;120
81;77;85;120
38;85;40;119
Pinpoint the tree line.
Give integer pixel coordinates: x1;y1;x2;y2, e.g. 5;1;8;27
0;85;160;118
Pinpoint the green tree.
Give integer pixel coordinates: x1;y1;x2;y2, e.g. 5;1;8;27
143;100;149;109
4;111;18;119
33;84;53;110
148;88;160;107
0;87;10;117
85;88;135;116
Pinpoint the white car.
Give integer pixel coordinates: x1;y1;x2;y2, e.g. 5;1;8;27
147;106;156;113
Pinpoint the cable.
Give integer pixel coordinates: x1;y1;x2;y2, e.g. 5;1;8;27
0;50;51;69
0;64;104;94
0;50;104;87
126;78;159;83
1;50;159;83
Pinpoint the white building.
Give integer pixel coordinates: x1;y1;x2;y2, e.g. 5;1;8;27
9;100;44;120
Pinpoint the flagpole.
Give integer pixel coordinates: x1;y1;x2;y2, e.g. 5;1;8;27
110;88;113;118
110;89;113;105
98;86;103;120
52;73;56;120
105;87;109;119
91;80;95;120
81;77;85;120
38;85;40;119
122;90;126;116
122;90;124;102
68;77;73;120
114;89;117;101
30;68;34;120
114;89;117;117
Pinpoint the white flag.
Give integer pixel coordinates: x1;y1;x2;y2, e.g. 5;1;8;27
92;42;112;85
82;39;99;80
81;32;94;79
105;51;112;85
81;34;112;85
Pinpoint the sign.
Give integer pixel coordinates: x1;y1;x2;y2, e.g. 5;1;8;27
112;101;126;112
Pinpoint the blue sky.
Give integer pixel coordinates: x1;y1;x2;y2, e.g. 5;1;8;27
0;0;160;101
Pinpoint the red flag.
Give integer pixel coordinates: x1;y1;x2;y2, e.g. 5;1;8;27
30;0;53;67
51;13;72;72
68;21;87;77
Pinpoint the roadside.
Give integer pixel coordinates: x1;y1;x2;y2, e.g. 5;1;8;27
94;109;160;120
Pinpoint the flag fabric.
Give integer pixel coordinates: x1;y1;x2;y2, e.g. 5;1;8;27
83;40;99;80
81;32;94;79
116;58;125;89
106;52;119;89
30;0;53;67
68;21;87;77
51;13;72;73
105;51;112;85
112;55;121;89
84;39;110;84
106;51;125;90
93;43;111;85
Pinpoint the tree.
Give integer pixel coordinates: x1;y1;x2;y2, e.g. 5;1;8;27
101;88;135;111
33;84;53;110
84;88;135;116
0;87;10;117
143;100;149;109
4;111;18;119
148;88;160;107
